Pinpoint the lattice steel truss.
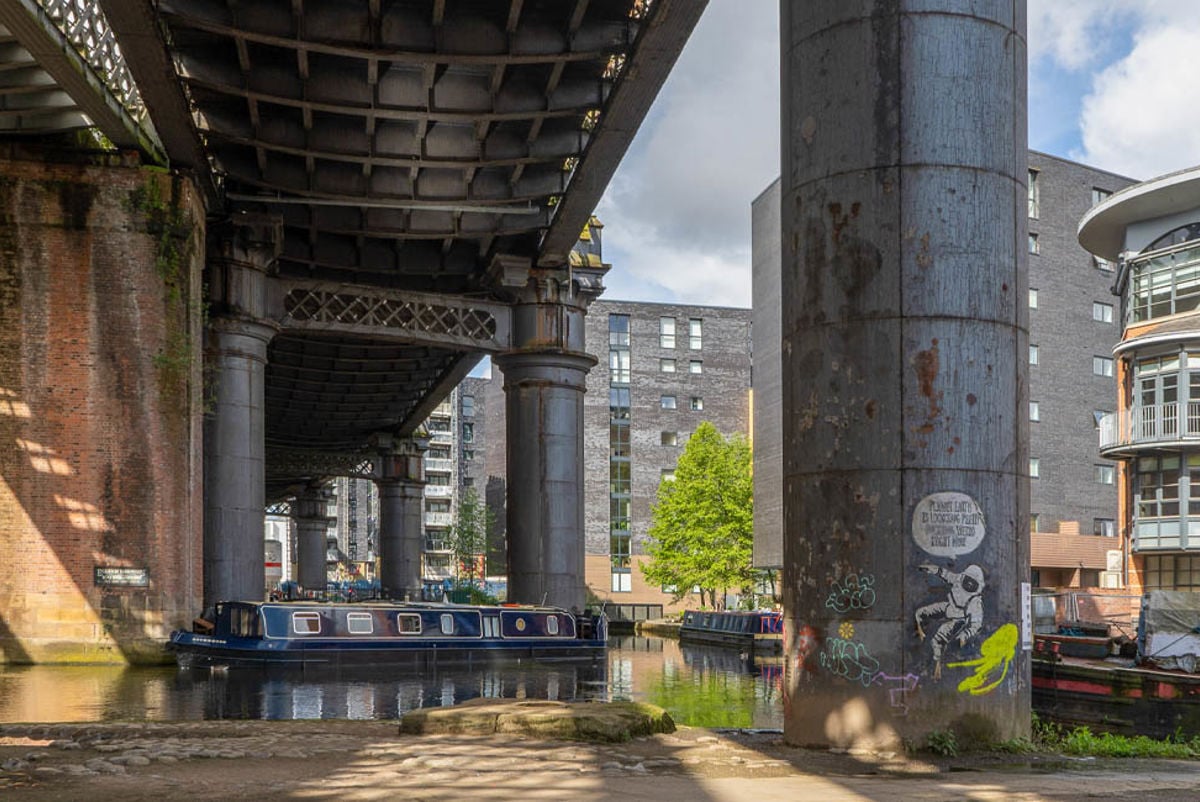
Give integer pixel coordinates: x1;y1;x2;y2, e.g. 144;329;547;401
283;286;502;350
40;0;144;119
267;449;377;481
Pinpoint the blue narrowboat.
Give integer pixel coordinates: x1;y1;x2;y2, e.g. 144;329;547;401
679;610;783;654
169;601;607;668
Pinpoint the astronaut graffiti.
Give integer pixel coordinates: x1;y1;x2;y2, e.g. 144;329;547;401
915;562;985;679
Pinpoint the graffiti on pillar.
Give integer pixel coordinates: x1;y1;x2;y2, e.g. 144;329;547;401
870;672;921;714
825;573;876;613
915;563;985;679
793;624;820;673
912;492;986;557
946;623;1019;695
819;635;880;687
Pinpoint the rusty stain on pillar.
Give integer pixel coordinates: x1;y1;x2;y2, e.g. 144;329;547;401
375;438;426;601
494;261;606;610
292;484;333;591
780;2;1030;747
203;215;282;607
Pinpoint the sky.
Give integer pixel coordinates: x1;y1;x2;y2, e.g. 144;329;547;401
593;0;1200;309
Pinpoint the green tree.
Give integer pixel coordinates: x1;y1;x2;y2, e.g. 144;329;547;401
642;421;754;609
448;487;492;589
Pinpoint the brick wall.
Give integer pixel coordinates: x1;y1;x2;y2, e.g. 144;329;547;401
0;149;204;663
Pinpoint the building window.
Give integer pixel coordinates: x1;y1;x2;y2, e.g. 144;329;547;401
1029;288;1038;309
610;460;630;495
1092;187;1111;207
690;396;703;411
1129;239;1200;322
1030;458;1040;479
1093;356;1113;377
1028;232;1039;255
660;358;676;373
661;431;677;446
1030;513;1040;533
1094;256;1113;272
1094;410;1109;429
461;395;475;417
689;360;702;374
1028;169;1040;218
610;532;631;592
462;422;474;443
1093;302;1114;323
610;421;630;457
463;449;474;461
661;395;677;410
689;318;703;350
1094;518;1116;537
427;445;451;460
610;349;631;384
659;317;676;349
610;314;631;384
1029;345;1039;365
609;314;630;347
427;472;451;486
661;469;676;482
1029;401;1040;422
1095;464;1115;485
610;387;631;421
1144;554;1200;590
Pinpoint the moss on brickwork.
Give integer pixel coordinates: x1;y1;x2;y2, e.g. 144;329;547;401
128;173;201;404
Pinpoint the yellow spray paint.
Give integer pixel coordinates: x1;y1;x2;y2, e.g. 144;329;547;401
946;623;1018;695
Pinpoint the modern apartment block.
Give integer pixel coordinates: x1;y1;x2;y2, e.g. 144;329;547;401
1081;165;1200;593
582;299;752;611
751;151;1135;590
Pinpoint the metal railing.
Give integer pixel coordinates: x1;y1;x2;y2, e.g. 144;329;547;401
38;0;145;119
1099;402;1200;451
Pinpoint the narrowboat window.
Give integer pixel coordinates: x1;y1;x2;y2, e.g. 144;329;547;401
440;613;455;635
292;612;321;634
346;612;373;635
397;614;422;634
547;615;559;635
483;616;500;638
231;606;260;637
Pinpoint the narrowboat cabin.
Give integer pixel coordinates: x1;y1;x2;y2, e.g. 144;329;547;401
679;610;783;655
169;601;607;668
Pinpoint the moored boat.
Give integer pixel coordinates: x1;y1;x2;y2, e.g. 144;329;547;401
169;600;607;668
678;610;783;655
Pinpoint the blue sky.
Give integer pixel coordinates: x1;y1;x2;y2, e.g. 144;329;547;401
590;1;1200;309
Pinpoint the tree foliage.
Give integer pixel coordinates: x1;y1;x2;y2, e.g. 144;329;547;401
448;487;492;589
641;421;754;609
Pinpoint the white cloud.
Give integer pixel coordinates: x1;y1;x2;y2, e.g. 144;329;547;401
596;0;778;307
1076;21;1200;179
1028;1;1130;70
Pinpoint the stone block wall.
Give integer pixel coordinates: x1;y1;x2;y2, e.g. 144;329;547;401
0;149;204;663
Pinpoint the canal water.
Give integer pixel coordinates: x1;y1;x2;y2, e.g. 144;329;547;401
0;637;783;730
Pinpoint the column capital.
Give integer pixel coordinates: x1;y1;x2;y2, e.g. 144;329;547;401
371;434;427;486
207;213;284;272
291;484;334;523
206;213;283;322
487;256;609;312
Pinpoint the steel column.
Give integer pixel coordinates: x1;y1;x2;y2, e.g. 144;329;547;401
292;485;333;591
375;444;426;601
780;1;1029;747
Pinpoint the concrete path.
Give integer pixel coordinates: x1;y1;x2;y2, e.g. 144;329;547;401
2;719;1200;801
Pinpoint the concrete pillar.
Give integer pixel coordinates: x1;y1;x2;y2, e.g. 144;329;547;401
203;215;282;606
292;485;333;591
493;265;604;610
375;440;426;601
780;2;1029;747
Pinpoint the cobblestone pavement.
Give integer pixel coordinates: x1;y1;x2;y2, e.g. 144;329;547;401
3;720;1200;801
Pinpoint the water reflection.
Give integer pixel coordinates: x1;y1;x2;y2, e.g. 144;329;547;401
0;637;782;729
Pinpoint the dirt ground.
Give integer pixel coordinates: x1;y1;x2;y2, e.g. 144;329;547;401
4;719;1200;801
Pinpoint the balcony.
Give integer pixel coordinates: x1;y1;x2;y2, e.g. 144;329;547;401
424;457;454;472
1099;402;1200;457
425;511;452;527
424;485;453;498
424;538;453;552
